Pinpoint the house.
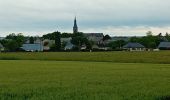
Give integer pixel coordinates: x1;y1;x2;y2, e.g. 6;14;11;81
123;42;145;51
61;37;72;44
64;42;74;50
81;45;87;50
158;42;170;50
0;37;5;40
0;43;4;52
34;38;42;44
92;44;99;50
21;44;43;52
61;37;74;50
84;33;104;44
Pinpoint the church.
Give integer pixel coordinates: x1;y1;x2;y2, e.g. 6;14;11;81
73;17;104;45
73;17;78;34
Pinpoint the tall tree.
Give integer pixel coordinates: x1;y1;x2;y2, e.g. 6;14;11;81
54;31;61;51
29;37;34;44
103;35;111;41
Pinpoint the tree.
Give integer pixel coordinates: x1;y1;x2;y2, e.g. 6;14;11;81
5;40;19;52
103;35;111;41
71;32;89;51
129;37;140;42
146;31;153;36
5;33;25;51
43;32;56;40
86;40;94;50
165;32;170;41
108;40;126;50
61;33;73;38
29;37;34;44
158;33;163;37
54;31;61;51
43;31;61;51
129;35;160;49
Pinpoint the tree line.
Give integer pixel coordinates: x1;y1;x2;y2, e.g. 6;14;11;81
0;31;170;52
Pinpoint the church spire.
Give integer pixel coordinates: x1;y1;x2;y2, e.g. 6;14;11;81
73;17;78;33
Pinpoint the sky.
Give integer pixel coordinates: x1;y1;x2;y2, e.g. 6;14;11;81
0;0;170;36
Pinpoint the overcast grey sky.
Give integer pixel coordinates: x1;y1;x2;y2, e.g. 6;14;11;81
0;0;170;36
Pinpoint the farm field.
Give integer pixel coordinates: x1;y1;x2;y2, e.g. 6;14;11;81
0;60;170;100
0;51;170;64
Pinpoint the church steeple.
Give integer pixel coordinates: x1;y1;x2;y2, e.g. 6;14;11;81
73;17;78;33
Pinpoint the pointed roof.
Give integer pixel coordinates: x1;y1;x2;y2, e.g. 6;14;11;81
74;17;78;28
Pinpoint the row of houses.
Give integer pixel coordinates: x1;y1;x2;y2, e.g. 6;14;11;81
6;41;170;52
1;34;170;52
20;33;105;51
122;42;170;51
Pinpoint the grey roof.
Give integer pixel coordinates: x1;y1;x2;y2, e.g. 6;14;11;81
111;37;130;42
61;37;72;43
65;42;74;50
21;44;43;51
158;42;170;48
123;43;145;48
0;37;5;40
84;33;104;37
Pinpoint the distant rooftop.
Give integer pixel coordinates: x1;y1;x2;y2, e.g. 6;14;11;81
21;44;43;51
0;37;5;40
123;42;145;48
158;42;170;48
84;33;104;37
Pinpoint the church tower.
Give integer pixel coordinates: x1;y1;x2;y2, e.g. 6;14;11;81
73;17;78;33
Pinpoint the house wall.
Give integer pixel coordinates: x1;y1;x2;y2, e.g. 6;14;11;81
129;48;145;51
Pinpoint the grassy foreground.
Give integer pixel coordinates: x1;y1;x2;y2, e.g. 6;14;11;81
0;51;170;64
0;60;170;100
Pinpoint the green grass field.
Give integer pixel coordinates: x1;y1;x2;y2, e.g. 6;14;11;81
0;51;170;64
0;52;170;100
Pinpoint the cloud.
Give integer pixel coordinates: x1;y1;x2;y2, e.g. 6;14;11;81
0;0;170;36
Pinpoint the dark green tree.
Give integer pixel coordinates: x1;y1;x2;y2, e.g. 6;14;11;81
54;31;61;51
165;32;170;41
108;40;126;50
29;37;34;44
5;33;25;51
43;31;61;51
61;33;73;38
71;32;89;51
103;35;111;41
5;40;19;52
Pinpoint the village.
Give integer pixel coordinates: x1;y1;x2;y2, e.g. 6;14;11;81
0;18;170;52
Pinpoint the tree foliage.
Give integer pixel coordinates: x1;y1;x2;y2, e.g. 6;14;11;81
108;40;127;50
2;33;25;51
71;32;91;50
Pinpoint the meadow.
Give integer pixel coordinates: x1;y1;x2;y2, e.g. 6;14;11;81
0;51;170;64
0;52;170;100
